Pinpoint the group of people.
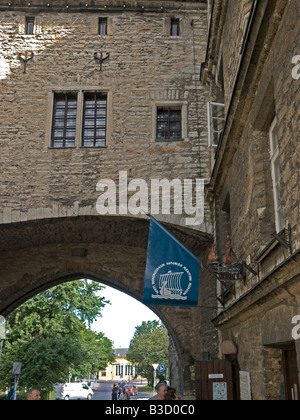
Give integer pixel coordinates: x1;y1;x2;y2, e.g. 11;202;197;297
111;383;130;400
112;381;179;401
27;383;178;401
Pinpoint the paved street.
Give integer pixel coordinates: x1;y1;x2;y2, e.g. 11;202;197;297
91;381;154;401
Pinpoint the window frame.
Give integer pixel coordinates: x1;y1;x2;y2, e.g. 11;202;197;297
269;117;283;233
82;92;107;148
48;89;110;149
98;17;108;35
170;18;180;37
51;92;78;149
25;17;35;35
207;102;225;147
156;106;182;142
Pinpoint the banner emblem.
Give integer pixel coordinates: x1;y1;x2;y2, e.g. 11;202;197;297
151;262;192;301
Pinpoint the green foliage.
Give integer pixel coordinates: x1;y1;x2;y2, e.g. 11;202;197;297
127;321;169;386
130;320;160;343
0;280;114;392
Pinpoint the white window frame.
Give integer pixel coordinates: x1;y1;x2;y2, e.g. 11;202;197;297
269;117;283;233
207;102;225;147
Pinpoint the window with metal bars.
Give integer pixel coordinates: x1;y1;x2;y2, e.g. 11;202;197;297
156;108;182;142
51;93;77;148
82;93;107;147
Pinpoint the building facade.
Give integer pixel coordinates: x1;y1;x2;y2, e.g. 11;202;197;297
201;0;300;400
99;348;136;382
0;0;210;231
0;0;220;399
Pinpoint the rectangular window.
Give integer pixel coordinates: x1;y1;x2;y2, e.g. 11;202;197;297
82;92;107;147
170;18;180;36
25;17;35;35
115;365;120;376
51;93;77;148
207;102;225;147
269;117;283;232
99;18;107;35
156;107;182;142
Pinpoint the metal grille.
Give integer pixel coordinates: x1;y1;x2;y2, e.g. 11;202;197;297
51;93;77;148
82;93;107;147
156;108;182;142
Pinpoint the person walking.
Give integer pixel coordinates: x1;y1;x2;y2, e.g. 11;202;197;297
111;383;119;400
119;387;130;400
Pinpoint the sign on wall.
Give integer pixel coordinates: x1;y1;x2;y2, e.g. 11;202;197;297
213;382;227;400
239;371;252;400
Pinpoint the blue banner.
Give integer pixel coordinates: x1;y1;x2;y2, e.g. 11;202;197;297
143;216;200;307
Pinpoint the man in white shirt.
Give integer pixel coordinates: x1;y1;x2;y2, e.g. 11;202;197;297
148;383;168;400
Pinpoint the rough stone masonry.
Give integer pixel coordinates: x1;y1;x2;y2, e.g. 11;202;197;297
0;1;219;399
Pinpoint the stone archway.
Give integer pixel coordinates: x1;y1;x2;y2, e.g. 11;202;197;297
0;215;217;399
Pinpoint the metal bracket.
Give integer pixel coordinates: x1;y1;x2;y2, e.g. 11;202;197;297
94;52;110;71
18;51;34;73
272;225;292;254
243;262;257;277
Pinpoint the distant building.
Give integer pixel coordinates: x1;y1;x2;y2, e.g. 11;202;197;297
99;348;136;382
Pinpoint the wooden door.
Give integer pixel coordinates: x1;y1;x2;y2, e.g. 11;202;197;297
282;345;299;400
195;360;233;400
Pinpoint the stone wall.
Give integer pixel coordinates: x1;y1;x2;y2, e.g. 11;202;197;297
205;0;300;297
0;0;211;232
203;0;300;400
0;1;221;399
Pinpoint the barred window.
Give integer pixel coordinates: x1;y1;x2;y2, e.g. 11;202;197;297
156;108;182;142
51;93;77;148
82;93;107;147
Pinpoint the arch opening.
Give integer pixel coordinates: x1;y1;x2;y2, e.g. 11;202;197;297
1;275;175;393
0;216;216;398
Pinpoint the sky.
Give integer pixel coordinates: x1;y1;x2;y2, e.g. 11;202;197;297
91;284;160;349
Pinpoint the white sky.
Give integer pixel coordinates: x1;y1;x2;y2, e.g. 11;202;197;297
91;284;160;349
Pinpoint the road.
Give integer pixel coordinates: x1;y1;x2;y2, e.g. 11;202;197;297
92;381;154;401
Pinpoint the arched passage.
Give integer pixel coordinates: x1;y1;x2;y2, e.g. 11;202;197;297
0;215;218;398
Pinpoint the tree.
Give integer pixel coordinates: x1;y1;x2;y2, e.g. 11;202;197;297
75;330;115;378
127;321;169;386
0;280;114;391
129;320;160;347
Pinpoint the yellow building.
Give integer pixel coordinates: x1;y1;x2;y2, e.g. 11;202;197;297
99;348;135;382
